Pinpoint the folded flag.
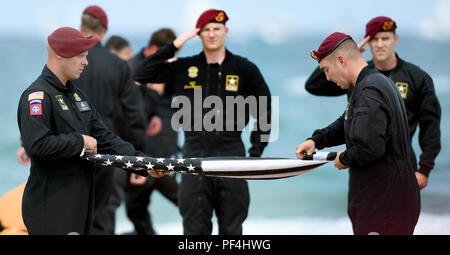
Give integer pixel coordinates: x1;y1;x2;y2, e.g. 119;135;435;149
81;152;335;180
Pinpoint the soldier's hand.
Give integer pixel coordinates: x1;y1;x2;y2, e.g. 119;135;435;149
129;173;147;186
16;146;30;166
296;139;316;159
82;134;97;154
173;28;201;49
334;150;349;170
415;171;428;190
147;169;171;178
146;116;162;136
357;36;371;53
150;83;165;96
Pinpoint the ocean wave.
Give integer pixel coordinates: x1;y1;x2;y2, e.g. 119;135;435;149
281;74;450;99
115;212;450;235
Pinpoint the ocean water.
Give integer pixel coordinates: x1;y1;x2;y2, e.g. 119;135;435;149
0;34;449;234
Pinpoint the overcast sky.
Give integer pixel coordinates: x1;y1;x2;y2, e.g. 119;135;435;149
1;0;449;43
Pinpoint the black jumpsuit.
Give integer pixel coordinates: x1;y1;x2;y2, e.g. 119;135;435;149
134;42;271;235
305;54;441;177
310;66;420;234
73;42;147;234
17;66;145;235
122;49;180;235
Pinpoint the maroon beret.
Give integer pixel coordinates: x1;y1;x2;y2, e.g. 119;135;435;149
310;32;352;62
365;16;397;39
48;27;98;58
196;9;228;29
83;5;108;30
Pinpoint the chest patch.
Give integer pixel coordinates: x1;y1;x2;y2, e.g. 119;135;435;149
55;95;69;111
76;101;91;112
184;81;202;89
395;82;408;99
74;93;82;102
344;102;350;120
225;75;239;92
188;66;199;78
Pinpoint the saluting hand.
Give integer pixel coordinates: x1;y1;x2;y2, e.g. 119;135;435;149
82;134;97;154
173;28;201;49
357;36;371;53
296;139;316;159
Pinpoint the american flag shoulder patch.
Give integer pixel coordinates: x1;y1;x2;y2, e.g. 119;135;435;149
28;91;44;101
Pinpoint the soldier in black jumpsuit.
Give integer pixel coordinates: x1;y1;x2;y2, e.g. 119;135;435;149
125;42;180;235
134;29;271;234
305;22;441;181
309;66;420;234
74;6;147;234
298;33;420;234
17;27;146;235
74;41;147;234
18;65;146;235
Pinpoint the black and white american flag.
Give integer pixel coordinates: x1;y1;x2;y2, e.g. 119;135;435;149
80;151;335;180
82;153;203;175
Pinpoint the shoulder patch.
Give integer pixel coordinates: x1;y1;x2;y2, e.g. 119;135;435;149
30;103;42;116
29;99;42;105
28;91;44;101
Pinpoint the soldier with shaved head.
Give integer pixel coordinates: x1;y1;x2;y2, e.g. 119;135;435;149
297;32;420;235
17;27;148;235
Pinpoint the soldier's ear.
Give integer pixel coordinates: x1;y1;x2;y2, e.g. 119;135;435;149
337;55;345;65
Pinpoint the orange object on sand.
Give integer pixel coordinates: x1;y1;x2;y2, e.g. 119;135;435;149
0;182;28;235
